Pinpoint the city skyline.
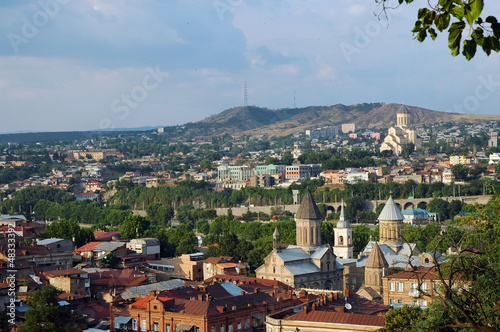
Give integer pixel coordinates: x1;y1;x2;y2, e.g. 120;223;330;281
1;0;500;134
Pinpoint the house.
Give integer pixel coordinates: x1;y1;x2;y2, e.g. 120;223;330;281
75;242;128;264
37;238;75;252
126;238;160;260
0;245;73;268
266;293;389;332
76;191;99;201
110;277;298;332
382;267;440;308
146;253;204;281
43;267;90;297
85;180;103;192
203;256;249;280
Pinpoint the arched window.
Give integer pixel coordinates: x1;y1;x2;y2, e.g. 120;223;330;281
339;235;344;245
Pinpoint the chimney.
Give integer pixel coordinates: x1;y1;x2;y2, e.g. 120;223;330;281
333;293;338;300
198;294;205;301
149;290;156;297
303;305;308;314
345;288;350;298
241;291;245;296
254;288;259;293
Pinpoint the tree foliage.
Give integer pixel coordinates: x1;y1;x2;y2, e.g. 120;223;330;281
380;0;500;60
19;285;85;332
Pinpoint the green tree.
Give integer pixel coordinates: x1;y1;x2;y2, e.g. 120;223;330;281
40;219;95;247
452;164;470;180
120;215;150;240
19;285;84;332
0;311;10;332
382;0;500;60
379;305;426;332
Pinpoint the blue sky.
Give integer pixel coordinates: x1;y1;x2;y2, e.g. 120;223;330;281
0;0;499;133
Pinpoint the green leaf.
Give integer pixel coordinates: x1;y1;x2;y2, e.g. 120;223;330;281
481;36;492;55
448;21;465;56
485;16;498;24
451;5;465;20
417;29;427;42
429;28;438;41
418;8;429;20
472;27;485;46
469;0;484;23
462;39;477;60
439;0;455;12
436;13;451;32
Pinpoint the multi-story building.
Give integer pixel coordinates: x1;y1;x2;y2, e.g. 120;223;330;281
110;277;297;332
382;267;439;307
126;238;161;260
306;126;338;140
146;253;204;281
285;164;320;181
203;256;249;280
43;267;90;297
217;165;252;181
342;123;357;134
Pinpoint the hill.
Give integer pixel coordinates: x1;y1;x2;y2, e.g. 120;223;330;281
193;103;500;137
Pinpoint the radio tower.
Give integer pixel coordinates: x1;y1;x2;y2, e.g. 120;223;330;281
294;90;297;108
244;81;248;106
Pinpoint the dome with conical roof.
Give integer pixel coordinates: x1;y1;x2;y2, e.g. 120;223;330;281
377;196;404;221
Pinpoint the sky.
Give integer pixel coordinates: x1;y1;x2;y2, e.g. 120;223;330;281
0;0;499;133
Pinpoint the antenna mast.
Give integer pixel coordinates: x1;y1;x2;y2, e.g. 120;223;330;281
294;90;297;108
244;81;248;106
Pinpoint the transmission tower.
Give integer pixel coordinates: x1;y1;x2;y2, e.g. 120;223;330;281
244;81;248;106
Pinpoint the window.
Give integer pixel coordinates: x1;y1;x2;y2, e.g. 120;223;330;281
412;300;418;306
228;323;233;332
397;299;403;304
153;322;159;331
420;283;427;291
166;324;171;332
237;320;241;330
245;319;250;329
389;298;394;304
132;319;137;331
421;300;428;307
141;320;146;331
397;282;404;292
338;235;344;245
211;326;215;332
411;283;418;291
389;282;395;291
221;324;225;332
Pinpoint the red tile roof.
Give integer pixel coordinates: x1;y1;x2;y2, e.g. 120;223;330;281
75;242;101;252
384;267;437;280
285;310;385;327
44;267;87;277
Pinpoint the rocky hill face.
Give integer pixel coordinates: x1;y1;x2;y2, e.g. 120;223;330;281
192;103;500;138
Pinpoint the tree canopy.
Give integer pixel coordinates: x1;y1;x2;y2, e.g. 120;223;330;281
379;0;500;59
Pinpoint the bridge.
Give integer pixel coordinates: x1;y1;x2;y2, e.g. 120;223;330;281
214;195;493;218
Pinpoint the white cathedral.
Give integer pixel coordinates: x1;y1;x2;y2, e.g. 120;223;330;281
380;105;421;156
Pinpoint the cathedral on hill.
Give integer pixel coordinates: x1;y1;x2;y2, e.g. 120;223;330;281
380;105;421;156
255;190;344;290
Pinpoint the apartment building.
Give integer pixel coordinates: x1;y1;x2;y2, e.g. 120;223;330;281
382;267;440;308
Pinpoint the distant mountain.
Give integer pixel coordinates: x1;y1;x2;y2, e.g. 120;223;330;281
193;103;500;137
